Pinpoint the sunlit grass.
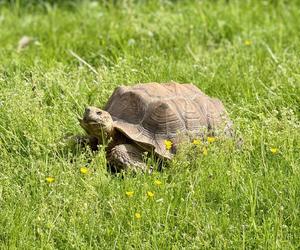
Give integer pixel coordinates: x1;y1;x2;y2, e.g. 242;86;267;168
0;0;299;249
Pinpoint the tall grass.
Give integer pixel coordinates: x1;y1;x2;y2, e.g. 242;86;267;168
0;0;299;249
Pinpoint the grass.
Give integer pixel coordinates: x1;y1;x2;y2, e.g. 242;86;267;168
0;0;299;249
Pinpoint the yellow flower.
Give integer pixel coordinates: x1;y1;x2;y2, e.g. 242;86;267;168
80;167;89;174
46;177;55;183
203;147;208;156
192;139;201;145
147;191;154;198
154;180;162;186
125;191;134;197
207;136;216;143
135;212;141;219
164;140;173;150
244;40;252;46
270;147;278;154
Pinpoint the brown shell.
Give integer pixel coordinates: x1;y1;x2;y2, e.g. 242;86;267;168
104;82;231;159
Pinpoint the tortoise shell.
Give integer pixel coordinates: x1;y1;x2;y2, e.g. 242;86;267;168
104;82;231;158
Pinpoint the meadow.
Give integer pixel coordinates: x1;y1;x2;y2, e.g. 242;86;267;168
0;0;299;249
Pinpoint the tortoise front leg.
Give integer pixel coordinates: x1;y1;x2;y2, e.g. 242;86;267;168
108;144;148;173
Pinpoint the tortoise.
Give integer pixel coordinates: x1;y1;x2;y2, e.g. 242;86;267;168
78;82;232;172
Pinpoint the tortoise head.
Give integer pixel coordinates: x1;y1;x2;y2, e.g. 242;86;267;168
79;106;114;142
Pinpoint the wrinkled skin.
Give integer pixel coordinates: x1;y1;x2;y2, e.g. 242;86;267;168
78;106;148;172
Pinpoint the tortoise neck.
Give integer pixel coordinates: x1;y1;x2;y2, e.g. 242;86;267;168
108;127;117;141
99;126;116;145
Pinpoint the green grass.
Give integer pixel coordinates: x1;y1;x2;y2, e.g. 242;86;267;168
0;0;299;249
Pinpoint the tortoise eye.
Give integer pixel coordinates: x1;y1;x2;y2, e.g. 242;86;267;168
96;111;102;115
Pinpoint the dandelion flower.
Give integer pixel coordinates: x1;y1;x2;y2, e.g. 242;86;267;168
164;140;173;150
80;167;89;174
147;191;154;198
46;177;55;183
244;40;252;46
207;136;216;143
203;147;208;156
125;191;134;197
270;147;278;154
192;139;201;145
154;180;162;186
135;212;141;219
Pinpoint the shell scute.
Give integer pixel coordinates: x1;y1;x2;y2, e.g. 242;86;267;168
105;83;231;158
